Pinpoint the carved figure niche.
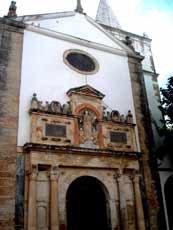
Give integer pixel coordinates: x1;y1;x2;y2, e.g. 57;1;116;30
78;109;99;148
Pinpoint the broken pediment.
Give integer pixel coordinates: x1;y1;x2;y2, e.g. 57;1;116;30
66;84;105;99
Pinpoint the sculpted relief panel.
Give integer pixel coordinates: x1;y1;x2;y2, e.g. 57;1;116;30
78;108;99;148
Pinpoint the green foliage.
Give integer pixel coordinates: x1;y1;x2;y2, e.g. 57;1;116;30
159;76;173;129
157;76;173;159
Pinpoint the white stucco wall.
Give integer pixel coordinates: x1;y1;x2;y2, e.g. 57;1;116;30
27;13;123;51
17;28;137;146
144;73;163;148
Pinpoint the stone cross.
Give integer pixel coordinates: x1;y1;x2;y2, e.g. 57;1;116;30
75;0;84;13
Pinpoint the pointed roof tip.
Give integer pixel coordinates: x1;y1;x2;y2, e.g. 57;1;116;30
96;0;121;29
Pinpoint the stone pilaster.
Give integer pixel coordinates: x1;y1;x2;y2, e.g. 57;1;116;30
50;166;59;230
124;175;136;230
113;173;120;230
0;19;24;230
132;175;145;230
116;172;128;230
128;56;159;229
27;165;38;230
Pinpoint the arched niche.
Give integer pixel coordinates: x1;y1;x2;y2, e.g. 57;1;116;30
66;176;111;230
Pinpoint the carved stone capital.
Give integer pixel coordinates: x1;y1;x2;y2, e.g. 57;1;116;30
50;166;59;181
113;169;124;182
132;175;141;184
29;165;38;180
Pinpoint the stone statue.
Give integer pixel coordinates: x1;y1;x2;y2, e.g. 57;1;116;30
111;110;120;122
124;36;134;50
78;109;99;145
92;117;98;131
8;1;17;17
44;101;49;112
120;114;125;123
67;101;72;115
50;101;61;114
9;1;17;11
126;110;133;123
62;102;72;115
102;106;107;121
83;110;93;141
31;93;38;110
107;111;111;121
38;101;43;111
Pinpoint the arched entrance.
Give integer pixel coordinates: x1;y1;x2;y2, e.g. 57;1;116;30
164;175;173;229
66;176;111;230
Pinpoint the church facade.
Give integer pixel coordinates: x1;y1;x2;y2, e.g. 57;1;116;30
0;1;162;229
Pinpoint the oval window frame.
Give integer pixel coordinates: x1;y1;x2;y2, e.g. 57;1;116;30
63;49;99;75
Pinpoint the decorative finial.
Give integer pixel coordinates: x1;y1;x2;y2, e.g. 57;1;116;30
7;1;17;17
75;0;84;14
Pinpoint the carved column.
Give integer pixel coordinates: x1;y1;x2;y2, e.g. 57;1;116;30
114;173;121;230
50;166;59;230
27;165;38;230
133;175;145;230
116;171;128;230
125;175;136;230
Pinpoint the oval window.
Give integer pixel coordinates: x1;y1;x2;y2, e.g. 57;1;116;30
63;49;99;75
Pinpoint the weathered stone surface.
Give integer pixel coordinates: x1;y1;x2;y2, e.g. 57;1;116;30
23;144;141;230
128;55;159;229
15;155;25;230
0;20;24;230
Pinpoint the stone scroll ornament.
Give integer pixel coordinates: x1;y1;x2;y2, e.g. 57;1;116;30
78;109;99;146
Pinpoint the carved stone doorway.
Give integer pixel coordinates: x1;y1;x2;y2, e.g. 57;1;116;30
66;176;111;230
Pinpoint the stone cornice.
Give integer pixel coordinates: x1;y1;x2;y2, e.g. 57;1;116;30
23;143;142;159
143;69;159;77
99;23;152;42
0;17;25;30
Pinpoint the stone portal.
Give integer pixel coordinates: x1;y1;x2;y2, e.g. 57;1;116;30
66;176;111;230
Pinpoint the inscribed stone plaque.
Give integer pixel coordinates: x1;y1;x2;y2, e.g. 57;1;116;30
110;131;127;144
46;124;66;137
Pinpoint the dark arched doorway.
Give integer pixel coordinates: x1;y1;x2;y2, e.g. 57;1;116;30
164;175;173;229
66;176;111;230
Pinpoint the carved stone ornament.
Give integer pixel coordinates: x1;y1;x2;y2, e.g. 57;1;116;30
30;94;72;116
50;101;61;114
102;107;134;124
31;93;39;110
8;1;17;17
78;109;99;147
126;110;133;123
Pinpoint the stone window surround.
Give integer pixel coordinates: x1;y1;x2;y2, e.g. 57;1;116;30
63;49;100;75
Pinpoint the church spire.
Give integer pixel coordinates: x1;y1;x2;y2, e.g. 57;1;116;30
96;0;121;29
75;0;84;14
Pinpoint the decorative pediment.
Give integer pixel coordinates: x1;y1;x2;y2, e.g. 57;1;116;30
67;84;105;99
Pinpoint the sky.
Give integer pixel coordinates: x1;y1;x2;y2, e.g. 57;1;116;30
0;0;173;87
